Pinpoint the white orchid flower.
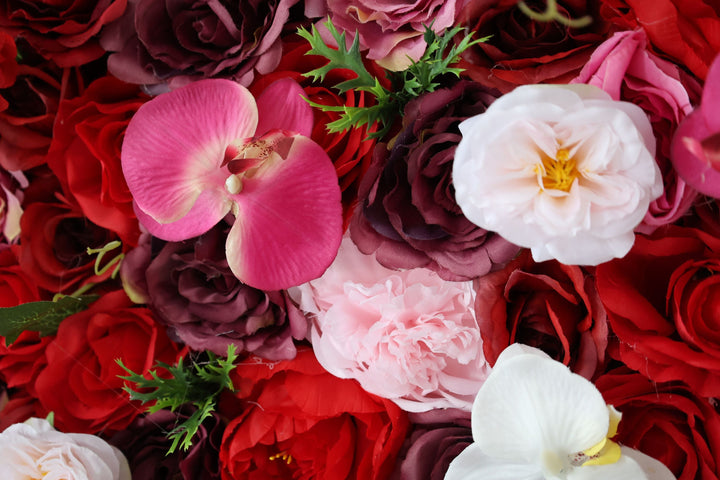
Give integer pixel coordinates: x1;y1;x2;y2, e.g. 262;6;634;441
444;344;676;480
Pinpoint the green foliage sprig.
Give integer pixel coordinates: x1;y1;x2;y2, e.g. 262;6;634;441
117;344;238;454
297;19;489;139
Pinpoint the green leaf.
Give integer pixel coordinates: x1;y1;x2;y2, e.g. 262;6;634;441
0;295;99;344
118;344;238;454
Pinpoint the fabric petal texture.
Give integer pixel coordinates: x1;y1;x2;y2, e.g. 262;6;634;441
255;77;314;137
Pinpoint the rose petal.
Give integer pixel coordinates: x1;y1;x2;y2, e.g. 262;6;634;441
226;134;342;290
122;79;258;226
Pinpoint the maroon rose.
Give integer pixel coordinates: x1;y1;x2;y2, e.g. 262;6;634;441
458;0;612;93
350;81;519;281
475;250;609;379
101;0;298;91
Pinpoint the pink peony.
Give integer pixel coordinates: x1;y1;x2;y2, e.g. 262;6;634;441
671;53;720;198
324;0;463;70
573;30;698;232
290;236;490;412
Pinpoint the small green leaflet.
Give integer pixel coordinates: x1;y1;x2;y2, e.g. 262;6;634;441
0;295;99;344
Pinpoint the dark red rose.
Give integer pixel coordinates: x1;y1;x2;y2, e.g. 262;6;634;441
599;0;720;81
0;31;17;94
596;226;720;397
597;367;720;480
101;0;297;90
0;246;41;306
218;348;409;480
0;0;127;67
250;37;379;226
475;250;609;379
32;290;183;434
0;331;50;395
18;200;117;294
458;0;612;93
0;389;45;431
47;75;146;246
350;81;519;281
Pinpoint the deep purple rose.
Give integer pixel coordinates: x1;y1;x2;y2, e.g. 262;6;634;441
349;81;520;281
100;0;298;91
109;408;224;480
120;224;308;360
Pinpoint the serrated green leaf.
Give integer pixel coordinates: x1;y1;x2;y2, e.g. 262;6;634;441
0;295;99;344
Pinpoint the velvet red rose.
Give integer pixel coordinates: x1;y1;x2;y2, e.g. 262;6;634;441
596;226;720;396
47;75;146;246
475;250;608;379
219;348;409;480
597;367;720;480
32;290;182;434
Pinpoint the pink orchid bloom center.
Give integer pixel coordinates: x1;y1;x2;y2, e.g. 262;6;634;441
222;130;294;196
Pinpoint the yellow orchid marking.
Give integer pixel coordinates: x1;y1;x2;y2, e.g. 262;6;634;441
577;406;623;467
268;450;293;465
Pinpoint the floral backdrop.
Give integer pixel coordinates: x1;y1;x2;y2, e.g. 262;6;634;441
0;0;719;479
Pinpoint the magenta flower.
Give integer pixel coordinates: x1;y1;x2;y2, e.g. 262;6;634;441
671;54;720;198
121;78;343;290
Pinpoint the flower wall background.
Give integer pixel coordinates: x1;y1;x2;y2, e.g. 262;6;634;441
0;0;719;479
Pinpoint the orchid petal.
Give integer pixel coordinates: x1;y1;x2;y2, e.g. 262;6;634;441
226;133;342;290
122;79;258;227
133;189;231;241
255;78;314;137
566;448;648;480
619;447;676;480
471;347;609;464
445;444;543;480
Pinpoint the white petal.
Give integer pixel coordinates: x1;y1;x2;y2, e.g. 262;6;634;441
471;348;609;464
620;447;676;480
566;447;656;480
444;443;543;480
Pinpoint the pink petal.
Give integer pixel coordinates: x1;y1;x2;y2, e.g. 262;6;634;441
133;189;231;241
121;79;258;228
255;78;314;137
226;134;342;290
702;54;720;131
671;109;720;198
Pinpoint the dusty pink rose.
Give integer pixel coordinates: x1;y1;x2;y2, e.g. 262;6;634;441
0;168;26;247
290;236;490;413
325;0;463;70
671;52;720;198
573;29;698;232
0;417;131;479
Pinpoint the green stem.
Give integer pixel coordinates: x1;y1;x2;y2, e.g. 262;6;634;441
518;0;593;28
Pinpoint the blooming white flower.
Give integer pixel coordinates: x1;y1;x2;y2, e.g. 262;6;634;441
444;344;676;480
0;417;131;480
452;84;663;265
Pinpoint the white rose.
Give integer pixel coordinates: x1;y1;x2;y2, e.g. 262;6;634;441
452;84;663;265
0;417;131;480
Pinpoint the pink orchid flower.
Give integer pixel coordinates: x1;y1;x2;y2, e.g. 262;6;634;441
671;54;720;198
121;78;343;290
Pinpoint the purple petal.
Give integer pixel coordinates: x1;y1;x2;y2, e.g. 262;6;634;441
122;79;258;229
255;78;314;137
226;134;342;290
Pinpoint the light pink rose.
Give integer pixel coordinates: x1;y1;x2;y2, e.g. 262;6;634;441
0;417;131;480
290;236;490;413
325;0;463;70
573;30;698;233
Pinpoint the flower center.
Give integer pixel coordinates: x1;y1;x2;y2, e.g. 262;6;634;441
539;148;578;192
223;131;294;195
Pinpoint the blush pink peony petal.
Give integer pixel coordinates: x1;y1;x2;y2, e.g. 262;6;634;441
121;79;258;229
226;133;342;290
255;78;314;137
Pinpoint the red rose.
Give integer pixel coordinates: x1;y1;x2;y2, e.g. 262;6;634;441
47;75;146;246
0;246;41;306
18;200;117;294
250;37;379;226
599;0;720;81
596;367;720;480
0;390;44;431
219;348;409;480
0;31;18;94
0;0;128;67
32;290;182;434
458;0;612;93
0;331;50;394
596;226;720;396
475;250;608;379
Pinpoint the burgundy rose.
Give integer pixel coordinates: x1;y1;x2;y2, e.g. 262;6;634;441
597;366;720;480
110;408;224;480
122;225;308;360
350;81;519;281
458;0;612;93
475;250;609;379
0;0;127;67
101;0;298;91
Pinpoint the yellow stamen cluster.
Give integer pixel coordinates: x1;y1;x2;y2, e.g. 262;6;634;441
268;451;293;465
539;148;578;192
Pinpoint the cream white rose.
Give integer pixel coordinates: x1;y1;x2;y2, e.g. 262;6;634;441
0;417;131;480
452;84;663;265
